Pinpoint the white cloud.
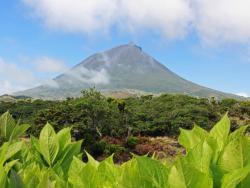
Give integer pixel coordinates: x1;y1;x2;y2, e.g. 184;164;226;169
0;57;69;95
35;57;67;73
22;0;250;44
22;0;193;39
0;55;111;95
236;92;249;98
0;80;16;94
89;69;110;85
194;0;250;44
119;0;193;38
22;0;119;34
42;79;60;88
66;67;110;85
0;58;39;94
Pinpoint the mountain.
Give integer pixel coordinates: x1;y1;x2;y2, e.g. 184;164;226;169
16;43;241;99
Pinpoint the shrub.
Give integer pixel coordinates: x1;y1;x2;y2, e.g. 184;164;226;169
104;144;126;156
125;136;139;149
92;140;107;156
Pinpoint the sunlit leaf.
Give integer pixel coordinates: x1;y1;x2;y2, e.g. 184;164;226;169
39;123;59;166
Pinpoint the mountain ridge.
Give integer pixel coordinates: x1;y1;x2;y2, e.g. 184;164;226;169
15;43;242;100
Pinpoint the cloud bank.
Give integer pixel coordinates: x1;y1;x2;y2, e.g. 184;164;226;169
0;57;68;95
22;0;250;43
194;0;250;44
236;92;249;98
0;58;39;94
22;0;193;39
0;56;110;95
66;67;110;85
35;57;67;73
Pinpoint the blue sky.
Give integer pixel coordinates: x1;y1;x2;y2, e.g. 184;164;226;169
0;0;250;97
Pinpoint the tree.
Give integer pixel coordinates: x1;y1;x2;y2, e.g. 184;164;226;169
78;88;110;138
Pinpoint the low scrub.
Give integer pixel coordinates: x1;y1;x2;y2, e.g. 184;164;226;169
1;111;250;187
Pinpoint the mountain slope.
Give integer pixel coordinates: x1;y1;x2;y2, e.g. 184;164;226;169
16;44;241;99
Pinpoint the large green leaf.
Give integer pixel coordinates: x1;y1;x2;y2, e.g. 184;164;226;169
39;123;59;166
221;164;250;188
0;112;30;143
8;170;25;188
68;156;98;188
168;158;213;188
119;156;169;188
10;124;30;141
0;142;8;166
0;167;7;187
57;128;71;152
68;156;86;184
4;160;19;173
218;126;250;172
30;136;46;165
135;156;169;188
218;135;243;172
0;112;16;139
119;159;141;188
209;113;230;151
178;125;208;151
20;163;41;188
0;141;23;166
55;140;82;178
37;170;55;188
5;141;23;162
228;125;249;141
185;140;213;174
98;155;119;188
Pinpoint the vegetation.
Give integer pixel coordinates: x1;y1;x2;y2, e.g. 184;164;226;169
1;89;250;160
1;110;250;187
0;112;30;145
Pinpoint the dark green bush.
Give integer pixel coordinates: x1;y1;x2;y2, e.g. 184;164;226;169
92;140;107;156
125;136;139;149
104;144;126;156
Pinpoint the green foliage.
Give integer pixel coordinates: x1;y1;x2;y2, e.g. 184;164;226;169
125;136;139;149
1;112;250;187
1;89;250;164
104;144;126;157
30;124;82;178
178;113;250;187
0;141;24;188
0;112;30;144
38;123;60;166
2;89;250;141
91;140;107;156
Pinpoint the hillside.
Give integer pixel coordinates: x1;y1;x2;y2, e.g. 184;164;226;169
16;43;241;99
0;94;31;103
